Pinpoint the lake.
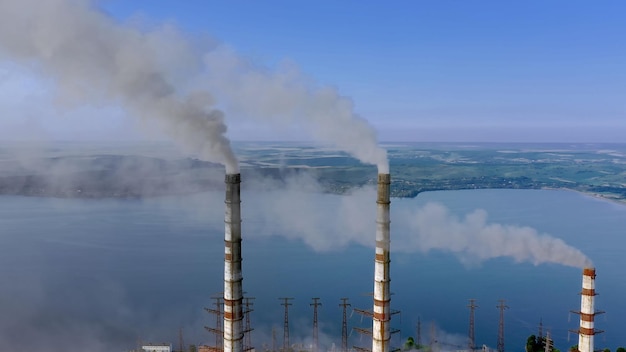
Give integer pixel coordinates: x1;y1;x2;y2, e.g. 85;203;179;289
0;188;624;352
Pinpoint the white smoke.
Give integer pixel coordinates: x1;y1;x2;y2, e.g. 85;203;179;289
202;47;389;173
0;0;239;173
419;322;469;352
245;184;592;269
0;0;389;174
399;202;592;268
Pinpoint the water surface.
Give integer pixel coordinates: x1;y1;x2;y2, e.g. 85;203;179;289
0;189;624;351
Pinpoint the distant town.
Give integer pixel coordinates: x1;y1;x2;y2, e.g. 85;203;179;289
1;142;624;205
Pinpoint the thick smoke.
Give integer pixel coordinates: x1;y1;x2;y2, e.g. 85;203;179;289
244;184;592;269
0;0;389;174
202;47;389;173
0;0;239;173
400;202;593;268
385;190;591;268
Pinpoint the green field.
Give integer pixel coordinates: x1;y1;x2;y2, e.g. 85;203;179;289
235;142;626;203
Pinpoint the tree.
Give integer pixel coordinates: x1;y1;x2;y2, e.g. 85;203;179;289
526;335;545;352
527;335;538;352
404;337;417;351
616;348;626;352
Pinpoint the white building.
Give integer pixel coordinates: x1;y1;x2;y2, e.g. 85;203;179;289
142;343;172;352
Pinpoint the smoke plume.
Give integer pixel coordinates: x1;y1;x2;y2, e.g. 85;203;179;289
202;47;390;173
399;202;593;268
0;0;389;174
245;184;591;269
0;0;239;173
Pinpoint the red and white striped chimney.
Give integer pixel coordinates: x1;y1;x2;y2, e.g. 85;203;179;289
224;173;244;352
373;173;391;352
577;267;597;352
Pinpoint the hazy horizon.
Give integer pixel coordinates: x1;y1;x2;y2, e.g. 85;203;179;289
1;0;625;146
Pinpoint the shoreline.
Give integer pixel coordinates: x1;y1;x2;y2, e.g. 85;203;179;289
577;190;626;207
534;186;626;207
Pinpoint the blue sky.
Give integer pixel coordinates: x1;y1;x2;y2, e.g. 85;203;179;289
1;0;625;143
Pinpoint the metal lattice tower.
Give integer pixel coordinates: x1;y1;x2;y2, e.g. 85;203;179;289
311;298;322;352
538;318;543;341
496;299;509;352
279;297;294;352
205;296;224;351
340;298;351;352
243;297;255;352
468;299;478;351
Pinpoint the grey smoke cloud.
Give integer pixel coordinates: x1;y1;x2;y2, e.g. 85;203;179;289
400;202;592;268
0;0;239;173
0;0;389;174
244;184;592;269
202;47;389;173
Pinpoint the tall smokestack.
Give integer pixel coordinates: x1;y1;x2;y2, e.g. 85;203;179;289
224;173;244;352
577;267;598;352
373;173;391;352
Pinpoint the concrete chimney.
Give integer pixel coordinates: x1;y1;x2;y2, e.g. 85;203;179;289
577;267;597;352
224;173;244;352
373;173;391;352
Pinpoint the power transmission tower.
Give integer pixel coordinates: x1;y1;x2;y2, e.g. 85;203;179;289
279;297;294;352
311;298;322;352
205;296;224;351
538;318;543;341
468;299;478;351
339;298;351;352
244;297;255;352
496;299;509;352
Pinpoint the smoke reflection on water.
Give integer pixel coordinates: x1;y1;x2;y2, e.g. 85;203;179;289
0;189;624;351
